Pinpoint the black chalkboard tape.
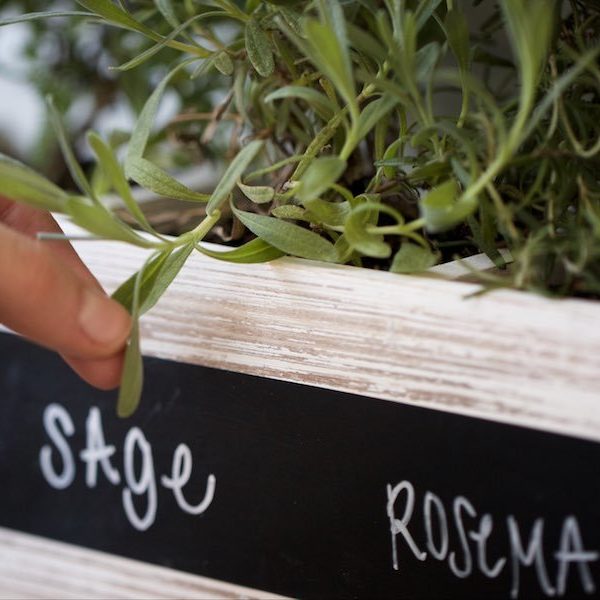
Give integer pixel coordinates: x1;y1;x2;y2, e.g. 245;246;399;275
0;332;599;599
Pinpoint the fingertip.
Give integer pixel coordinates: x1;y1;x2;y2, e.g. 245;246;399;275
64;352;126;391
78;290;132;353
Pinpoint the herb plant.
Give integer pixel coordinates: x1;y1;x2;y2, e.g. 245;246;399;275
0;0;599;416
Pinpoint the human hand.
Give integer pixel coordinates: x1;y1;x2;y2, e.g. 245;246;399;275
0;196;131;390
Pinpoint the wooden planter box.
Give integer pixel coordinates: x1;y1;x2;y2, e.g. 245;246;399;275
1;231;600;599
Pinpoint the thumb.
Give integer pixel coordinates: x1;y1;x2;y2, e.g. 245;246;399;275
0;222;131;360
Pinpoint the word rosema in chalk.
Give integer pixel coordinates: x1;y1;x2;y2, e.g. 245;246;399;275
387;480;599;599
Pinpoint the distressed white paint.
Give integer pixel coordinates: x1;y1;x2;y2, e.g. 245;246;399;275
59;228;600;444
0;527;287;599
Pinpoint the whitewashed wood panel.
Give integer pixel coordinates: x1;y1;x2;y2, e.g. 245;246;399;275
0;527;287;599
58;229;600;444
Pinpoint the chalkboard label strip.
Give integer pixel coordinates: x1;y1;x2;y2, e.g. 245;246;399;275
2;333;600;599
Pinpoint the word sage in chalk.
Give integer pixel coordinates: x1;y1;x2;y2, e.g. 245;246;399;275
387;479;599;599
39;403;216;531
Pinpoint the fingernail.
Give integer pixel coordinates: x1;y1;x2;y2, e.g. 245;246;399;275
79;290;131;346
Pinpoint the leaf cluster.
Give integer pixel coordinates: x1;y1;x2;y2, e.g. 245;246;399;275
1;0;600;414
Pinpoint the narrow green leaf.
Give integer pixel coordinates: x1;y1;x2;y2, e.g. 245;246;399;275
113;242;194;317
296;156;346;203
346;23;387;63
0;11;91;27
155;0;179;27
265;86;336;118
47;96;97;202
500;0;554;93
415;41;441;82
444;9;471;72
112;251;169;313
0;153;68;213
238;181;275;204
206;140;264;215
117;253;149;418
113;18;210;71
415;0;444;31
118;315;143;418
125;61;192;170
66;197;155;248
233;206;339;262
196;238;285;263
127;157;210;203
76;0;158;37
87;132;157;234
391;242;439;273
303;19;358;120
141;243;194;313
246;19;274;77
356;95;399;141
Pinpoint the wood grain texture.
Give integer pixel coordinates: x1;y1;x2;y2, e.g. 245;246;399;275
0;528;287;599
58;227;600;443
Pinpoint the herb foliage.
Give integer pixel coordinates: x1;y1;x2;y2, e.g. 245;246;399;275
1;0;599;414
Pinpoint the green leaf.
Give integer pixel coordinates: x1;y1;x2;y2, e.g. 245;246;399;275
333;234;354;263
0;11;91;27
346;23;387;63
265;86;336;118
391;242;439;273
155;0;179;27
76;0;202;60
271;205;307;220
407;160;450;184
197;238;285;263
415;41;441;82
140;243;194;313
296;156;346;203
113;242;194;316
66;197;155;248
206;140;264;215
356;95;399;141
126;157;210;203
414;0;444;31
76;0;157;36
302;18;358;121
118;315;143;418
113;251;169;313
420;179;476;232
87;132;157;234
238;181;275;204
246;18;274;77
303;198;350;227
233;207;339;262
344;203;391;258
113;17;210;71
0;153;68;213
501;0;554;89
126;61;192;170
214;51;234;76
522;44;600;141
47;96;97;203
117;254;149;418
444;8;471;72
